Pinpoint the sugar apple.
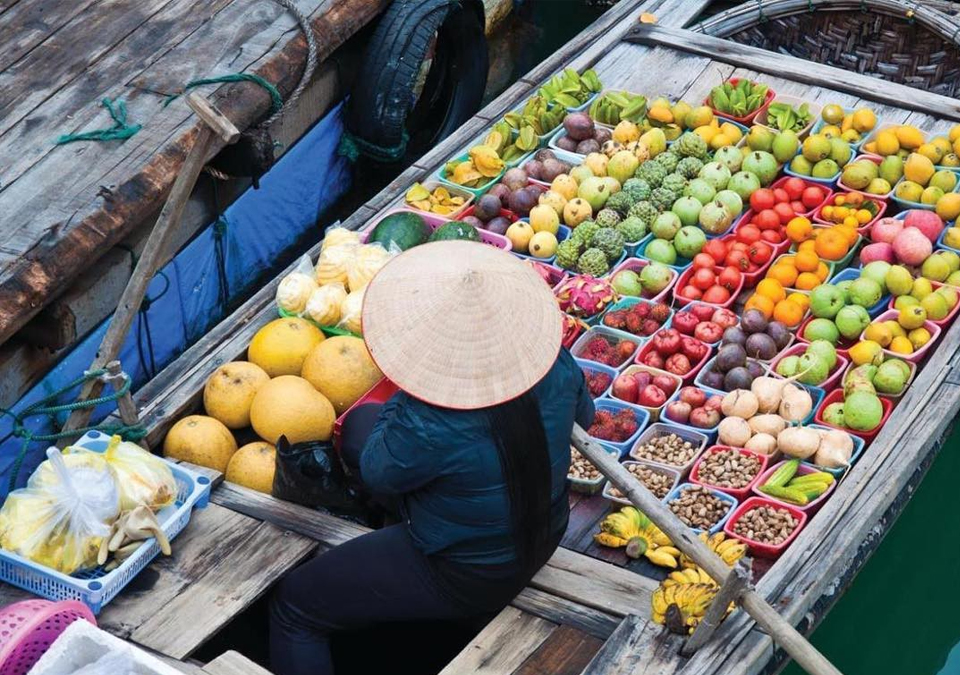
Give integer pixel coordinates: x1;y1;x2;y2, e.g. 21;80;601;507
628;200;658;225
555;239;582;270
622;178;652;202
676;156;704;179
675;132;708;159
661;173;687;194
638;162;667;188
571;220;599;245
604;191;634;217
650;187;678;212
595;208;622;229
591;228;626;262
654;151;680;173
577;248;610;276
617;216;647;242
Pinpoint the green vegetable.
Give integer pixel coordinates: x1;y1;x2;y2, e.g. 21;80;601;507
709;79;768;117
764;102;813;132
764;459;800;489
589;90;647;125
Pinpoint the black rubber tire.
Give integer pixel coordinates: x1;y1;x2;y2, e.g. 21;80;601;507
345;0;488;162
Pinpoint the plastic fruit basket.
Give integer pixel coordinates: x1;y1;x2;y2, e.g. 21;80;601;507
575;358;618;400
795;315;857;357
723;496;807;558
814;388;893;445
568;445;619;495
732;210;791;256
611;364;682;422
402;180;474;220
885;282;960;329
801;424;866;477
841;359;915;404
717;234;775;289
628;422;709;478
436;153;505;198
689;446;770;501
586;399;650;457
659;386;724;441
665;482;738;535
0;431;211;614
753;460;837;513
836;155;894;200
0;599;96;675
596;297;674;345
867;309;943;363
635;334;712;386
703;78;775;125
828;267;890;318
770;343;849;393
363;208;513;251
812;193;887;234
787;226;862;270
672;266;743;309
890;171;960;212
754;95;823;139
937;225;960;255
811;109;879;152
782;155;841;187
602;460;680;506
635;234;693;272
333;378;400;451
571;325;642;370
608;258;678;304
693;355;764;393
675;301;738;348
455;206;518;225
511;224;571;265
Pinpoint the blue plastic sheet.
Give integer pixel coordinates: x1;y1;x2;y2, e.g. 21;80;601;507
0;101;351;495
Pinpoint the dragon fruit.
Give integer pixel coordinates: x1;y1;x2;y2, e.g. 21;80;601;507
555;276;618;318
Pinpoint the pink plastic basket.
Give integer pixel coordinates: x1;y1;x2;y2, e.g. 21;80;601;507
0;600;95;675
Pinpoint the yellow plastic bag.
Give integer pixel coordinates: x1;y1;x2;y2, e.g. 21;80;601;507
90;436;177;512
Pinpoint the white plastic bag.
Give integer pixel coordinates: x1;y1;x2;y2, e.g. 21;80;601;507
275;255;318;314
320;222;361;252
315;243;358;289
304;282;347;327
72;436;176;512
0;448;120;574
345;242;397;292
338;287;365;334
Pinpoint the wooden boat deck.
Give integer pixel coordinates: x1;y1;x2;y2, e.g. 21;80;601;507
5;0;960;672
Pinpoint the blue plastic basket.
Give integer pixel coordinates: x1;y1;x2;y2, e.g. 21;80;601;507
664;482;738;534
0;431;212;614
635;234;693;272
801;424;866;477
511;224;572;265
937;224;960;254
574;357;618;400
586;399;650;457
827;267;891;318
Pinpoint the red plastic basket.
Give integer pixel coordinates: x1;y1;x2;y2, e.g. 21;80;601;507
0;600;95;675
723;497;807;558
689;446;770;501
703;78;775;125
672;266;743;309
753;460;837;513
634;332;712;386
770;343;850;392
332;378;400;451
814;388;893;445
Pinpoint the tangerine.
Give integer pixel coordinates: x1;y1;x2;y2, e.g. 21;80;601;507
768;264;798;287
815;261;831;282
814;229;849;260
787;292;810;310
795;271;821;290
745;293;775;319
795;249;820;272
773;299;804;326
786;217;813;243
756;278;787;303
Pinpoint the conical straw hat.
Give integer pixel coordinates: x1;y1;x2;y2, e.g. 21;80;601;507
362;240;563;410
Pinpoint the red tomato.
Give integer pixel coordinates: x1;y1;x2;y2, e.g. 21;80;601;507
726;249;750;271
703;239;728;264
782;177;806;200
692;253;716;270
680;285;702;300
692;268;716;291
749;189;775;212
760;229;784;244
736;224;761;244
718;266;742;292
773;188;790;204
755;209;781;230
802;186;825;210
748;241;773;265
746;262;760;273
702;285;731;304
730;241;749;253
773;202;796;225
790;201;806;214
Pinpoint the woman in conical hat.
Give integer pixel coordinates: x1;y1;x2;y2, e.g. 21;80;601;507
270;241;595;675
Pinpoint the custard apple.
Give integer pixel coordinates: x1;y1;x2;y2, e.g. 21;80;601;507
571;220;599;245
650;187;678;212
577;248;610;276
675;132;708;159
555;239;582;270
595;208;622;229
638;162;667;188
676;156;704;179
628;200;658;225
591;228;626;262
622;178;652;202
661;173;687;194
654;151;680;173
604;191;634;217
617;216;647;242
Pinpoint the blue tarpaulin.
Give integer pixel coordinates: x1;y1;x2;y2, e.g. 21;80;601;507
0;101;351;496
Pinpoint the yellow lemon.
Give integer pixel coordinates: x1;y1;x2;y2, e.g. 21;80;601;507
852;108;877;133
918;142;944;164
950;125;960;143
884;320;906;338
894;125;924;150
889;336;914;354
863;322;893;347
841;129;862;143
694;125;718;143
719;122;743;143
908;327;931;350
898;305;927;330
710;133;732;149
904;153;935;185
932;136;953;158
849;340;883;366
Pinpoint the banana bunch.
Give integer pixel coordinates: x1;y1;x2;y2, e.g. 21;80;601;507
652;582;731;635
679;532;747;570
708;79;768;118
538;67;602;109
663;567;716;588
594;506;682;568
589;91;647;126
484;121;538;163
504;96;566;137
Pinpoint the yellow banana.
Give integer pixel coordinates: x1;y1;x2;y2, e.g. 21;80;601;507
593;532;629;548
645;548;679;568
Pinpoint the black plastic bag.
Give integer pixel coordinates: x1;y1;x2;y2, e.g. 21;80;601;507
271;436;365;519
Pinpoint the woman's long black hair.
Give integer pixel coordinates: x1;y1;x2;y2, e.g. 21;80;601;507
486;389;553;577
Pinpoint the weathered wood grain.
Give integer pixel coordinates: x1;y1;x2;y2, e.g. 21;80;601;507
202;650;275;675
512;624;604;675
580;615;685;675
0;0;101;73
512;587;620;640
437;607;557;675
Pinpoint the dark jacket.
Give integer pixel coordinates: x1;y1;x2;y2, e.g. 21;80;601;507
359;349;595;565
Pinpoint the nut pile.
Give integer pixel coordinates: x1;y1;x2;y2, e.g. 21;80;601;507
733;504;799;546
568;447;602;482
609;463;675;500
698;449;762;490
632;433;699;467
668;485;731;530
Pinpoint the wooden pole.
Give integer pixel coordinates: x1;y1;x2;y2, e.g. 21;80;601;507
571;425;843;675
102;360;148;450
58;95;240;444
682;560;750;656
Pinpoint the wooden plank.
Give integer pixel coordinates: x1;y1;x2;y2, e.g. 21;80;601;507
151;652;209;675
437;607;557;675
512;625;603;675
513;587;620;641
0;0;101;73
203;651;274;675
580;615;685;675
626;25;960;121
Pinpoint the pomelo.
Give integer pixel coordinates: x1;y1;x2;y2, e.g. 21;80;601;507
250;375;336;444
203;361;270;429
248;318;324;377
163;415;238;472
301;336;384;415
226;442;276;494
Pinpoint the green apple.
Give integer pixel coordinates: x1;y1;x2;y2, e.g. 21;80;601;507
809;284;845;319
848;277;882;308
835;305;871;340
802;318;841;345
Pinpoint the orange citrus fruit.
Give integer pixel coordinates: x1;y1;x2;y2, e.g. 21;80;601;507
745;293;776;319
773;299;804;326
795;271;821;290
795;249;820;272
756;278;786;303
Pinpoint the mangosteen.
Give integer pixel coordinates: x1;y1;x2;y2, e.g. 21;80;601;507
488;183;511;203
740;308;769;335
745;333;777;360
721;326;746;347
715;343;747;373
563;112;595;142
576;139;601;155
594;127;612;145
525;160;545;181
486;216;511;236
534;149;557;163
540;159;565;183
766;321;792;350
558;161;573;174
556;135;579;152
502;168;528;192
460;215;485;230
474;194;502;222
746;359;765;380
701;367;725;390
723;367;753;392
508;188;538;217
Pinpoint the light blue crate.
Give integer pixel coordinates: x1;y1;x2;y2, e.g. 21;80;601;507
0;430;212;613
664;482;738;534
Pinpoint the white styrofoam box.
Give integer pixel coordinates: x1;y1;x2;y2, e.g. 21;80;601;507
27;620;185;675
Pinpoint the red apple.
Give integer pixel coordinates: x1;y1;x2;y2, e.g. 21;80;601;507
690;304;715;322
665;400;692;424
711;308;738;329
652;329;682;355
694;320;723;343
612;373;639;403
633;371;652;389
652;374;677;397
638;385;667;407
672;311;699;335
678;386;707;407
690;407;721;428
665;353;692;376
681;336;708;362
642;351;665;370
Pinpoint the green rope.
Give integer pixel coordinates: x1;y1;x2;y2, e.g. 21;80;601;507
338;129;410;164
1;368;146;491
164;73;282;114
55;98;142;145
